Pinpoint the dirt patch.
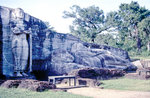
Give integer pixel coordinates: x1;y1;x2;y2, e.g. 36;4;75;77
68;87;150;98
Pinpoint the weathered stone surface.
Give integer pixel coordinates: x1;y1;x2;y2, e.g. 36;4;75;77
1;80;22;88
0;80;6;85
0;79;56;91
84;43;131;61
69;68;125;79
0;6;137;78
77;78;101;87
18;79;56;92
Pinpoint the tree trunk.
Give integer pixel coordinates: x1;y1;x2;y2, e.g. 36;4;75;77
147;41;150;52
136;37;141;53
135;25;141;52
91;34;96;43
91;38;95;43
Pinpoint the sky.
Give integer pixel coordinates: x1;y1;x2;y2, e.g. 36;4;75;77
0;0;150;33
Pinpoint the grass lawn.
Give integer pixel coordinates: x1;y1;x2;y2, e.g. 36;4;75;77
130;56;150;60
0;87;90;98
100;77;150;92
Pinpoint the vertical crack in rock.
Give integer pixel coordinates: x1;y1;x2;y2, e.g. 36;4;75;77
0;6;3;75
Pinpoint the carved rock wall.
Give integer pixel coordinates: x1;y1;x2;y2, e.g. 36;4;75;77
42;31;137;75
0;6;47;76
0;6;137;77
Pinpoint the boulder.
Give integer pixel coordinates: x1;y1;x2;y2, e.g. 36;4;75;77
1;80;22;88
18;79;56;92
77;78;100;87
69;68;125;79
0;80;5;85
0;79;56;92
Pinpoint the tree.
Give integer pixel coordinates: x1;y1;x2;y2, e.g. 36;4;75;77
138;17;150;51
95;33;117;47
63;2;150;56
105;1;150;53
105;11;121;31
44;21;55;31
63;5;105;43
118;1;150;52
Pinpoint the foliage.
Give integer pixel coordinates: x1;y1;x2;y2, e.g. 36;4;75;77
63;5;105;42
44;21;55;31
138;17;150;51
95;33;117;47
105;11;121;31
0;87;90;98
112;1;150;53
100;78;150;91
130;55;150;60
64;1;150;57
101;1;150;56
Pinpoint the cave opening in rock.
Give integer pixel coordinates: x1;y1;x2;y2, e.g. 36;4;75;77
32;70;48;81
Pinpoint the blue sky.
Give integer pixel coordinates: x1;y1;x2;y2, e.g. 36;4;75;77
0;0;150;33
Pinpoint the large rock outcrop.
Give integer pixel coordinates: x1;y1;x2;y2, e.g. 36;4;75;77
44;33;136;75
0;6;137;78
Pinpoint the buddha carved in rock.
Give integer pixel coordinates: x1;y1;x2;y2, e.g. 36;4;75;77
11;8;31;77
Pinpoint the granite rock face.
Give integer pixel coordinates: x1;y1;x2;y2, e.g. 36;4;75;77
0;6;47;76
46;33;137;75
0;6;137;78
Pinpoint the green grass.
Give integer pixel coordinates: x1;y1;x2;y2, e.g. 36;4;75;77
0;87;90;98
130;56;150;60
100;77;150;92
